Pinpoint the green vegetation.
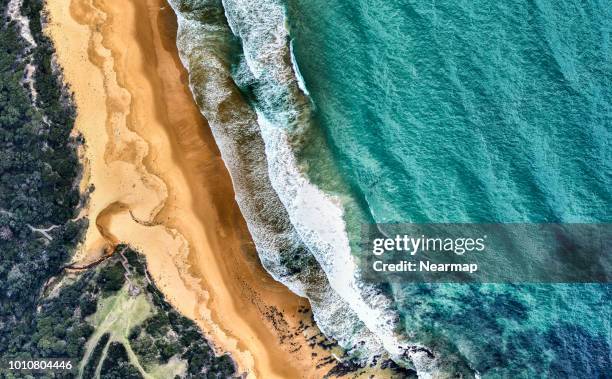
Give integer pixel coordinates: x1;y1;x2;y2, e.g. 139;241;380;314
2;241;238;379
98;342;142;379
0;0;88;369
102;249;236;379
83;333;110;379
71;248;236;379
97;262;127;294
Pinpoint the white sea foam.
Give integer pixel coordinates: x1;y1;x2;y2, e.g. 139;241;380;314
256;111;446;373
165;0;459;375
166;0;388;359
221;0;440;371
289;40;310;97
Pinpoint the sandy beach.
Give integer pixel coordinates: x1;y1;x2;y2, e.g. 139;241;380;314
44;0;343;377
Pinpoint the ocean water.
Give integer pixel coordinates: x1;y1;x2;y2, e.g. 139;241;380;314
286;1;611;376
168;0;611;377
287;0;611;225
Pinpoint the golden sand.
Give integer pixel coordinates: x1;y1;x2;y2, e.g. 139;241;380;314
44;0;344;377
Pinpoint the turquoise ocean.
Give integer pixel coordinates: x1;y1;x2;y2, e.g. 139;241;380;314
168;0;610;376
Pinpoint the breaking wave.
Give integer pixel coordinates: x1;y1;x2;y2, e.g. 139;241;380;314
166;0;388;366
164;0;474;375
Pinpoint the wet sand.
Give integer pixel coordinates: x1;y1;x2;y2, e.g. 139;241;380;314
44;0;344;377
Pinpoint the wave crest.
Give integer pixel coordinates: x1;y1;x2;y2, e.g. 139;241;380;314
167;0;474;375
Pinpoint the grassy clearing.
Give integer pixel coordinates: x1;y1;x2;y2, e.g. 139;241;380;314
79;282;187;379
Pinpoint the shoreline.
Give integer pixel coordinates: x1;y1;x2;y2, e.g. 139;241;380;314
44;0;342;377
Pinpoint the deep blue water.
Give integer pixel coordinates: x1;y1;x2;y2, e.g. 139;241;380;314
286;0;611;376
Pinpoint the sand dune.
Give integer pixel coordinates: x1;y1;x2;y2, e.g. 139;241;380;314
44;0;342;377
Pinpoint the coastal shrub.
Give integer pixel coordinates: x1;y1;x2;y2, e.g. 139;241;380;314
83;332;110;378
100;342;143;379
0;0;87;367
98;261;126;293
